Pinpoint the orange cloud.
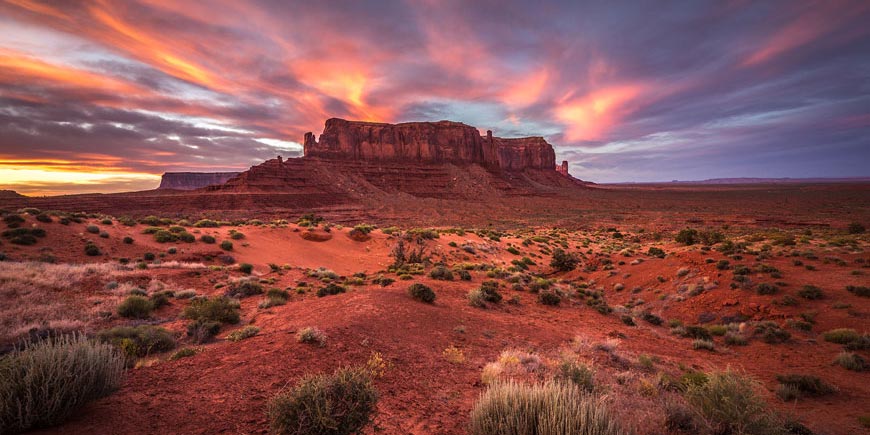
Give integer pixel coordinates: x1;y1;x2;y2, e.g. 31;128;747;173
555;84;646;142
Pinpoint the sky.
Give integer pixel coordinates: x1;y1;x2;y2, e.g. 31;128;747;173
1;0;869;195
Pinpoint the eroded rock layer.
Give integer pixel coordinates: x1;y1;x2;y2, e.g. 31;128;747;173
303;118;557;171
158;172;241;190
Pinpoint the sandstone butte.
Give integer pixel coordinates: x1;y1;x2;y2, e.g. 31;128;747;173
159;118;575;191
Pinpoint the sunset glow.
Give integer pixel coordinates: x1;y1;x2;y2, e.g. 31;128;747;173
1;0;868;194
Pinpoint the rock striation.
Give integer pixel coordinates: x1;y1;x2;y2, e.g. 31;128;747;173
303;118;558;171
158;172;241;190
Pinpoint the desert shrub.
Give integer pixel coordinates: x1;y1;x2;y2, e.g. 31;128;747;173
260;288;290;307
684;325;712;341
834;352;866;371
707;325;727;336
225;278;263;298
296;327;327;346
121;236;133;245
267;366;377;435
317;283;346;297
539;292;561;306
684;370;782;435
755;322;790;344
647;247;665;258
408;283;436;303
847;222;865;234
187;320;221;344
846;285;870;297
229;230;245;240
0;335;124;434
755;283;778;295
183;297;240;324
716;259;731;270
725;332;748;346
226;325;259;342
641;312;663;325
84;242;101;256
178;232;195;243
550;248;579;272
149;292;170;309
85;225;99;234
170;347;198;360
97;325;175;358
35;213;52;223
3;214;25;227
194;219;220;228
200;234;216;244
239;263;254;274
468;381;624;435
458;270;472;281
117;295;154;319
693;339;715;351
153;230;176;243
555;360;594;392
675;228;699;245
220;240;233;251
468;289;487;307
823;328;860;344
429;266;454;281
797;285;823;300
775;374;836;397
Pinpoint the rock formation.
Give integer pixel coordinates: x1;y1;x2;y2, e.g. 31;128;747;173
158;172;241;190
303;118;557;171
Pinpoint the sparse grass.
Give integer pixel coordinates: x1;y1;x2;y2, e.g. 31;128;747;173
226;325;259;342
684;370;783;435
97;325;175;358
468;380;625;435
316;283;346;297
443;345;465;364
692;339;715;351
225;278;263;298
823;328;860;344
429;266;454;280
296;327;326;346
170;347;199;360
267;366;377;435
0;335;124;434
834;352;866;371
775;374;836;397
797;285;823;300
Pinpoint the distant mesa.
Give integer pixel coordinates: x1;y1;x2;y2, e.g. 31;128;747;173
158;172;241;190
0;190;24;198
303;118;562;172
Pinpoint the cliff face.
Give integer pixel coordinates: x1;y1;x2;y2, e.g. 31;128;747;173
158;172;241;190
304;118;556;171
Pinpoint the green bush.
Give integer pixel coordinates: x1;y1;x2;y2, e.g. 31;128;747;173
154;230;177;243
170;347;198;360
84;242;101;256
3;214;25;227
220;240;233;251
200;235;216;244
230;230;245;240
117;295;154;319
122;236;134;244
178;232;195;243
550;248;579;271
458;270;472;281
408;283;436;303
641;312;663;326
85;225;100;234
267;366;377;435
194;219;220;228
647;247;665;258
756;283;778;295
823;328;860;344
187;320;221;344
846;285;870;297
429;266;454;281
539;292;561;306
797;285;823;300
684;370;782;435
226;279;263;298
317;283;346;297
97;325;175;358
675;228;699;245
755;322;790;344
0;335;124;434
468;381;624;435
239;263;254;274
183;297;240;324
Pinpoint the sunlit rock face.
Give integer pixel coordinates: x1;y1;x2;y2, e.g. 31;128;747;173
303;118;556;171
158;172;241;190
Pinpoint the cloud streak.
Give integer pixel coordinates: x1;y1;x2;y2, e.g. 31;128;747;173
0;0;868;193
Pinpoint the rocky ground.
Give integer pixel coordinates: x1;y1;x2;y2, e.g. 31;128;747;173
1;193;868;434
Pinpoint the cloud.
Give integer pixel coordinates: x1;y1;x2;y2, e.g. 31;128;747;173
0;0;867;194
